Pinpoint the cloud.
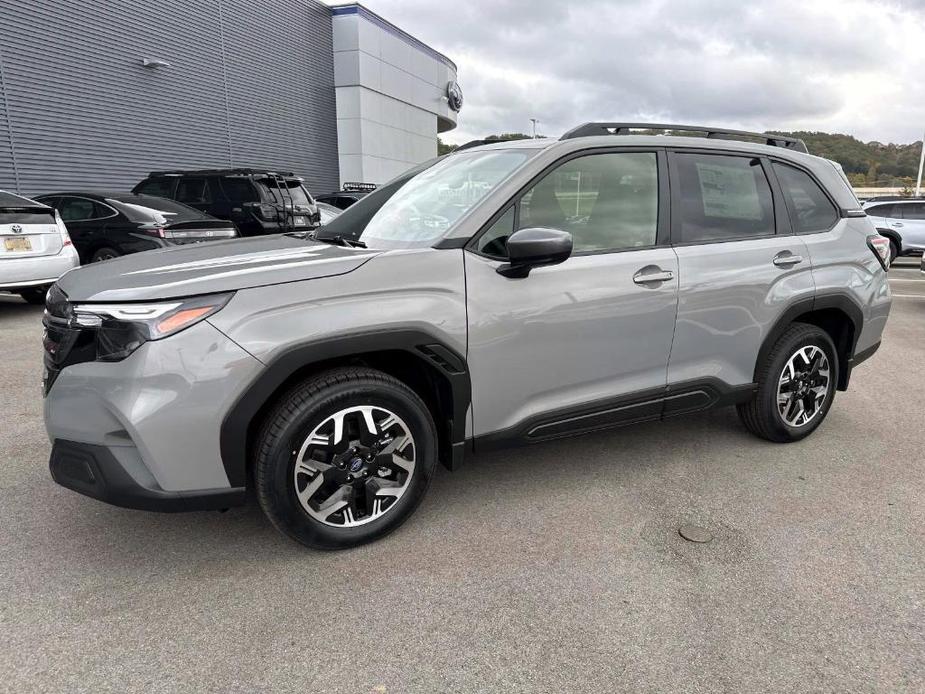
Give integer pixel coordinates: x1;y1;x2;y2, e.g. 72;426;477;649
354;0;925;144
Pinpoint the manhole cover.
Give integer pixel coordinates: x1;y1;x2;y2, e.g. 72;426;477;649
679;524;713;543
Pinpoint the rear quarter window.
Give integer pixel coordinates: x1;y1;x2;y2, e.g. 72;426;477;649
772;163;839;233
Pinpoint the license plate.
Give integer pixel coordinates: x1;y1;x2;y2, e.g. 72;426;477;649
4;237;32;252
294;216;307;226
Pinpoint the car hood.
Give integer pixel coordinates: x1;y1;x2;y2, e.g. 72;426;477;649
56;235;380;302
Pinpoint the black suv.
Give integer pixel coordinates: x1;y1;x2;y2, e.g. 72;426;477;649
132;169;320;237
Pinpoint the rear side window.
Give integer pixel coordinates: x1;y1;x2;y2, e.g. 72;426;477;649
674;153;774;243
772;163;839;233
901;202;925;220
57;197;112;222
176;177;211;204
865;204;896;219
136;177;177;198
220;178;259;203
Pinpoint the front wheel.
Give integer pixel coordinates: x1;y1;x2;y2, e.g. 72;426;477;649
738;323;838;443
254;367;438;550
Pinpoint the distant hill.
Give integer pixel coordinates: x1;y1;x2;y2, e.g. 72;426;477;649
770;131;922;187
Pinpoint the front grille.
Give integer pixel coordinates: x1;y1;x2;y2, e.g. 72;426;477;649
42;285;97;395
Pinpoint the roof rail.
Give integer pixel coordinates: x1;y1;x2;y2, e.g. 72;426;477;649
454;137;528;152
862;195;925;204
146;168;299;178
560;122;809;153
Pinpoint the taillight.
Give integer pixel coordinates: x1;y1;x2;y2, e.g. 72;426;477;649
54;211;73;247
139;225;166;238
867;234;891;271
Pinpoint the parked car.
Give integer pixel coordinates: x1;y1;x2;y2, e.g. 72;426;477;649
316;201;342;225
0;191;79;304
33;193;238;264
43;122;891;550
862;196;925;265
132;169;320;236
315;183;376;210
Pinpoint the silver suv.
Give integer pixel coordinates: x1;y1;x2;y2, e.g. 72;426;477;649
43;123;892;549
862;196;925;265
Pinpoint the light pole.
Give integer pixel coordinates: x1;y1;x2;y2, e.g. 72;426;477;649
529;118;539;139
916;130;924;197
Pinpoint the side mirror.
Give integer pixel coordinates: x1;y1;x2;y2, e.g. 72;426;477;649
497;227;573;278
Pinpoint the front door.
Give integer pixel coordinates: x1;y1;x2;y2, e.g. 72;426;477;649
465;149;679;440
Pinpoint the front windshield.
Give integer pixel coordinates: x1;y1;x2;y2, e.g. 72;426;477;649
321;149;536;249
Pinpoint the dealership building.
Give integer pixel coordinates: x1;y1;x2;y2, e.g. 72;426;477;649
0;1;460;196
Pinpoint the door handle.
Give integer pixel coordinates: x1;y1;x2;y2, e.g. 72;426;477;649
772;252;803;268
633;268;674;285
892;222;904;228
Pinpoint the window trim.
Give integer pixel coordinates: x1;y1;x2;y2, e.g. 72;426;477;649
465;146;669;260
768;158;841;236
667;148;782;247
55;195;120;223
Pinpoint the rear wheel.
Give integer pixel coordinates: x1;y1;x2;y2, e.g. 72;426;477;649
738;323;838;443
18;286;48;305
90;247;120;263
888;240;899;266
254;367;438;550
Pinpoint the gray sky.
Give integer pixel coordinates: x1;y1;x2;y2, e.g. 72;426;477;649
354;0;925;145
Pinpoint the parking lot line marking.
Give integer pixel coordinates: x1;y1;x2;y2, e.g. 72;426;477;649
890;293;925;298
889;278;925;282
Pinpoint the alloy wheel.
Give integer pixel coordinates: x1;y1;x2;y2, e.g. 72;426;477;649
292;405;415;527
776;345;830;427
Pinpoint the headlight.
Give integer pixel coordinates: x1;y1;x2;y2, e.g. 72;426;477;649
72;292;233;361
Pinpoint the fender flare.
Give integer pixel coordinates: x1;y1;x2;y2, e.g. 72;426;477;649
219;329;471;487
754;293;864;390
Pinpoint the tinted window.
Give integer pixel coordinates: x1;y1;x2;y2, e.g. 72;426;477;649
901;202;925;220
675;153;774;243
57;197;110;222
136;177;176;198
176;177;210;204
220;177;258;203
864;204;896;218
773;163;839;233
516;152;658;253
256;180;312;206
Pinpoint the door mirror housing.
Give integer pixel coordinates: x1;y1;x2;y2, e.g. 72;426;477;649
497;227;573;278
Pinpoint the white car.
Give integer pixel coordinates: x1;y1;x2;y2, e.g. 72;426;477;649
0;191;80;304
863;197;925;265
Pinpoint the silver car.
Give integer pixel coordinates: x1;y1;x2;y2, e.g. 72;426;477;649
1;191;79;304
42;123;892;549
863;196;925;265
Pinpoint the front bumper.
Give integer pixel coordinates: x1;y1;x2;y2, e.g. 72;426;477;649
44;319;264;511
0;246;79;290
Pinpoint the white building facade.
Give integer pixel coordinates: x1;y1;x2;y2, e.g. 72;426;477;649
332;4;460;186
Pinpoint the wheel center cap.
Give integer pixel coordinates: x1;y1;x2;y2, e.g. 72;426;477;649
349;456;364;473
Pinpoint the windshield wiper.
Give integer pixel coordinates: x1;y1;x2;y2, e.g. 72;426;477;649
312;234;367;248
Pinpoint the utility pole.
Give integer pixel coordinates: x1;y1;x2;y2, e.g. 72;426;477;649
916;129;925;197
529;118;539;139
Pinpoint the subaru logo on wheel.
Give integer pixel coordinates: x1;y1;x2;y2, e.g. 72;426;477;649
11;224;23;234
349;457;364;473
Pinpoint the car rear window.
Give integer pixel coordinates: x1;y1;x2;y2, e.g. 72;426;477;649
106;196;210;224
257;179;313;205
0;209;55;224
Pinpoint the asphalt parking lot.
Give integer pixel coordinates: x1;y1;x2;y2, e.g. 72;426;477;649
1;260;923;693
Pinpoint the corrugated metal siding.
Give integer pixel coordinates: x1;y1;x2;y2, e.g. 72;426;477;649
0;0;338;196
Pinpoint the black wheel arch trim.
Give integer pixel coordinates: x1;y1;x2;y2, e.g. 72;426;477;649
755;293;864;391
220;330;471;487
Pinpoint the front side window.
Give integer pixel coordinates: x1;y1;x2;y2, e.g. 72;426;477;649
773;162;839;233
675;153;775;243
515;152;658;254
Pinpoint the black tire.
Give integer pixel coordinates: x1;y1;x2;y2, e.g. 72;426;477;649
737;322;838;443
18;286;48;305
254;367;438;550
90;247;120;263
888;240;898;267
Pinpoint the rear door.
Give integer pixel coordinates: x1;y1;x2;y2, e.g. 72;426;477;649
175;177;213;215
54;196;116;260
897;202;925;252
0;205;61;259
666;150;815;390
